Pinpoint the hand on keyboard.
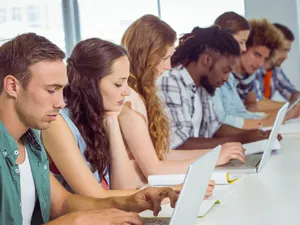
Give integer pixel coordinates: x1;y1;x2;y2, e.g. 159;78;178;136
216;142;246;166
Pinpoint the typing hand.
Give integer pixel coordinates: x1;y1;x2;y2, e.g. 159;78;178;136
167;181;214;200
216;142;246;166
127;187;178;216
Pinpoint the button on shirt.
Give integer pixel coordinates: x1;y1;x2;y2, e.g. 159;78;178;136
0;121;50;225
156;65;221;149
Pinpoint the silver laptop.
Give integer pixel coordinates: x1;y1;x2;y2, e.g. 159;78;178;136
216;103;288;173
142;145;221;225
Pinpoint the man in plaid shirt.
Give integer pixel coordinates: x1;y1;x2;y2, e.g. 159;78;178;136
233;19;300;118
157;26;270;150
254;23;300;102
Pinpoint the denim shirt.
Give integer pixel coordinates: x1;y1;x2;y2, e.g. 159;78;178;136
0;121;50;225
53;108;110;192
211;74;266;128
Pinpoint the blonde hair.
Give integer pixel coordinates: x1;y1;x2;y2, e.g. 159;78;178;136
121;14;176;159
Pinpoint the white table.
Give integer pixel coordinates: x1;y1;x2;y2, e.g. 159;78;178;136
196;133;300;225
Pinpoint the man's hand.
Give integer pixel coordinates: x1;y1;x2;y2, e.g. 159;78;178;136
125;187;178;216
285;103;300;121
241;129;270;143
204;180;215;199
46;208;143;225
216;142;246;166
167;180;215;200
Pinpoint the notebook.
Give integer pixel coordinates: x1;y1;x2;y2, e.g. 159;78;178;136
148;171;241;186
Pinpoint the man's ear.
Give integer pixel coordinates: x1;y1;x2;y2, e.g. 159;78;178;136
3;75;21;98
198;52;214;68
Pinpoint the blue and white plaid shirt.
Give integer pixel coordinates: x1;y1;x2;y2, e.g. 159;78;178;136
254;67;297;101
233;72;256;101
156;65;221;149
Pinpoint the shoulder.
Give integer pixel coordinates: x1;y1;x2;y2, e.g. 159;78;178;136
157;68;181;86
41;110;79;143
122;88;148;123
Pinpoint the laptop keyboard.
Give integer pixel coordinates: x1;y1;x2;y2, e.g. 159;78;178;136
226;154;262;168
142;218;170;225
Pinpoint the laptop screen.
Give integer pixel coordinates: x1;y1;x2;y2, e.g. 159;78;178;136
257;103;288;172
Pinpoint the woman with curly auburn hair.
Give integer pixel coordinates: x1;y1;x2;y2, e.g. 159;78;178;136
41;38;143;197
119;14;240;188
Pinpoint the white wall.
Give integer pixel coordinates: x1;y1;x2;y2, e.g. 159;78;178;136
245;0;300;89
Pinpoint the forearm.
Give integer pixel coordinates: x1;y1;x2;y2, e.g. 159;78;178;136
140;157;199;177
45;213;80;225
242;119;261;129
107;117;136;189
214;124;245;137
61;194;131;215
290;92;300;101
248;99;284;112
175;137;234;150
166;149;209;160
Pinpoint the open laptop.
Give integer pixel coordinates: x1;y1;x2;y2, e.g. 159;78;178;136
216;103;288;174
142;145;221;225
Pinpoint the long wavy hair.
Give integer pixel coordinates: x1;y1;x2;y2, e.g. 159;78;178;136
121;14;176;160
65;38;127;180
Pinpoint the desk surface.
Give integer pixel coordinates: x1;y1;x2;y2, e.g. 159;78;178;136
196;133;300;225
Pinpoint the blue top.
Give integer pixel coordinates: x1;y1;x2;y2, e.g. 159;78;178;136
211;74;266;128
53;108;109;192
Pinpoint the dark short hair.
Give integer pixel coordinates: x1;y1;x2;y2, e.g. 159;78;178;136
0;33;65;93
273;23;295;41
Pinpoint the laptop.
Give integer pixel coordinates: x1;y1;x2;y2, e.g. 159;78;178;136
215;103;288;174
142;145;221;225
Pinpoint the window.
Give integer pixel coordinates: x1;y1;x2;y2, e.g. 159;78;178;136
0;0;65;52
78;0;159;44
27;5;42;27
0;9;7;24
11;7;21;21
160;0;245;37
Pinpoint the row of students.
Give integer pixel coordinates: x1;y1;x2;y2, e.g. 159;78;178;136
212;12;300;130
1;12;299;225
43;14;270;197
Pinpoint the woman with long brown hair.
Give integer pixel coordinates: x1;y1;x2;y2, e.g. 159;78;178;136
119;14;244;188
41;38;140;197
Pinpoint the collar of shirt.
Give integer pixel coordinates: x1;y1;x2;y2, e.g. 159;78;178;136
232;71;252;80
174;65;197;93
0;120;45;165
